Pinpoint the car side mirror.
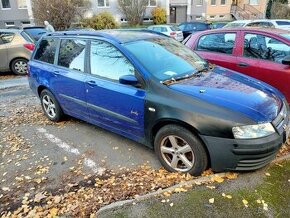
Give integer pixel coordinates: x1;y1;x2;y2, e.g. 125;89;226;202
119;75;139;86
282;55;290;65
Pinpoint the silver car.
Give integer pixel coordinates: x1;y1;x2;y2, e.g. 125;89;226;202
148;25;184;42
0;29;35;75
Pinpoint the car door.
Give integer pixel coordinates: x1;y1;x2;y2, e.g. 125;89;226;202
0;32;9;70
85;40;145;141
50;38;88;120
236;32;290;101
194;32;238;70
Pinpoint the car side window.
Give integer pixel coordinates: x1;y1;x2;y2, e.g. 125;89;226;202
197;33;236;54
34;38;58;64
0;32;14;44
243;33;290;63
90;40;135;81
58;39;86;72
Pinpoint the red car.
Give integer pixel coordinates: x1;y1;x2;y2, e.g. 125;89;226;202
184;28;290;103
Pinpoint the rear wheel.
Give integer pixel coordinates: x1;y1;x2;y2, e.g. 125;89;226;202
11;58;28;75
40;89;63;122
154;125;208;176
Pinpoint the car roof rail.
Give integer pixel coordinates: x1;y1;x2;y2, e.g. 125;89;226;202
114;28;170;38
46;31;120;43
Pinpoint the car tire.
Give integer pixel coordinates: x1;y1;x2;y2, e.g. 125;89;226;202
11;58;28;75
40;89;63;122
154;125;208;176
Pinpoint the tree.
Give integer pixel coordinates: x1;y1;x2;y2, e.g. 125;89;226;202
118;0;149;26
32;0;90;30
270;1;290;19
266;0;289;18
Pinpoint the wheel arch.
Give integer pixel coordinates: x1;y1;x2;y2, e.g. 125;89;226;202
151;118;211;168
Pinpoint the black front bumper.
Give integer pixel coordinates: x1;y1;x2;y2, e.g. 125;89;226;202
200;127;288;172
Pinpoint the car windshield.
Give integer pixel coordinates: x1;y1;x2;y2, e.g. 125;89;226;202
124;38;207;81
281;33;290;40
223;22;246;28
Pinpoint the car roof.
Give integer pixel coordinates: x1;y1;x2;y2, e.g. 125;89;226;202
178;21;208;25
148;25;172;27
197;27;290;35
46;29;166;44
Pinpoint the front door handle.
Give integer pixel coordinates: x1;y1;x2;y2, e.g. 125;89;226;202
53;70;61;75
86;80;98;87
238;62;249;67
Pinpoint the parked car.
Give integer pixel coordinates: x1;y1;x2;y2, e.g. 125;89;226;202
178;22;210;38
23;26;48;41
147;25;184;42
0;29;34;75
224;19;290;31
183;28;290;103
211;22;228;29
28;30;289;176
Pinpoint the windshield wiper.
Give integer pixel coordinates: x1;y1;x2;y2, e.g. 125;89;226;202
162;67;211;85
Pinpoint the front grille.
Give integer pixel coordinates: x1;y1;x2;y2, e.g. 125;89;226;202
235;150;278;171
272;103;288;134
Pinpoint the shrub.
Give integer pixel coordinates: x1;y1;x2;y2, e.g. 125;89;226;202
271;2;290;19
82;12;118;30
151;7;166;25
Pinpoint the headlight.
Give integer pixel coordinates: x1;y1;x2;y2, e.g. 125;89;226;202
232;123;275;139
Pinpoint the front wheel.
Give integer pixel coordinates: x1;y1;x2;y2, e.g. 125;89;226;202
154;125;208;176
40;89;63;122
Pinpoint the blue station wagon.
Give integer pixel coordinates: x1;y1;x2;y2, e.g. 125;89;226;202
28;30;290;176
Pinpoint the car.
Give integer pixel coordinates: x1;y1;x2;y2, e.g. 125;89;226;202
178;22;210;38
28;30;289;176
183;27;290;103
0;29;35;75
211;22;228;29
223;19;290;31
23;26;48;41
147;25;184;42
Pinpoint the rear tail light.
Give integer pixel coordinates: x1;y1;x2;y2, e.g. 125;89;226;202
170;32;176;36
24;43;35;51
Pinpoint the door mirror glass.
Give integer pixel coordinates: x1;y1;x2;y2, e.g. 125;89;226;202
119;75;138;86
282;55;290;65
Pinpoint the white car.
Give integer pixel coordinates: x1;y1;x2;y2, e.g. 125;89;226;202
147;25;184;42
223;19;290;31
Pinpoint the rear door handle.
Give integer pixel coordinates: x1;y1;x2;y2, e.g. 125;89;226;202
86;80;98;87
238;62;249;67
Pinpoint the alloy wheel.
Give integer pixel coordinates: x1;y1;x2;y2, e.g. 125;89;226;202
42;95;56;119
160;135;195;172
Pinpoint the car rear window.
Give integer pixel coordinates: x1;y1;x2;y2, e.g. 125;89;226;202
34;38;58;64
170;26;180;31
223;22;246;28
276;21;290;26
24;28;47;40
20;31;34;43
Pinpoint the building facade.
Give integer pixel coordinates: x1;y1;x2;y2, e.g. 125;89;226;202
87;0;267;24
0;0;33;28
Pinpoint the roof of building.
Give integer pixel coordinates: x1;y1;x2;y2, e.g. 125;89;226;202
46;29;167;43
198;27;290;35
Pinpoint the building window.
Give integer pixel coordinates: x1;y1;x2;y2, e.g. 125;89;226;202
249;0;258;5
219;15;225;18
22;21;30;25
221;0;226;5
148;0;156;6
209;15;215;19
97;0;109;7
1;0;11;9
196;0;203;6
5;21;14;27
196;15;202;20
211;0;216;5
17;0;27;8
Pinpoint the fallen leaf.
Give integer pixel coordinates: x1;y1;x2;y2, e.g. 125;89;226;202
170;203;174;207
242;199;249;207
212;175;224;183
34;192;46;203
209;198;215;204
49;208;58;217
265;173;271;177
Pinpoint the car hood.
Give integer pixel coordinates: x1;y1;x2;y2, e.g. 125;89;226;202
169;67;283;123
